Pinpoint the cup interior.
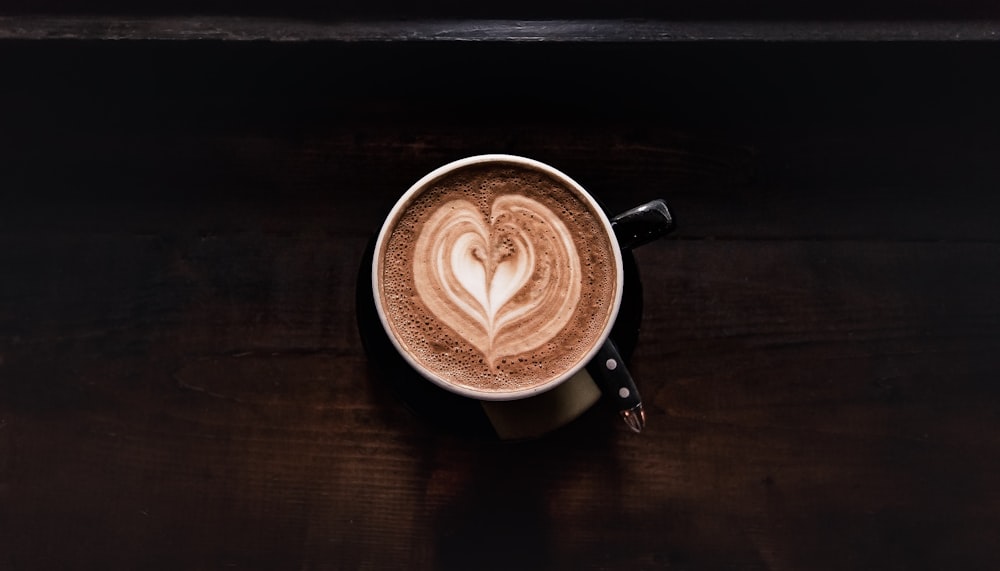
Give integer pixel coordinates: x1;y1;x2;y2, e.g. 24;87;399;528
372;154;624;401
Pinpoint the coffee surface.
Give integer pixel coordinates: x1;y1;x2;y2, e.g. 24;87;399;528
378;163;618;393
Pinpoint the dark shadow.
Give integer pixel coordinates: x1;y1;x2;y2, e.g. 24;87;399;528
431;419;620;571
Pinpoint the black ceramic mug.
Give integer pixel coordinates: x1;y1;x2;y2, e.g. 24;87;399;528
367;155;673;436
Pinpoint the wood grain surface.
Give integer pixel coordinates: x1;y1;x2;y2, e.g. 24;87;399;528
3;17;1000;42
2;39;1000;570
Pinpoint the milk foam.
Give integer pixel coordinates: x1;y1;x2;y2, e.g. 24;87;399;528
412;195;581;365
378;164;617;393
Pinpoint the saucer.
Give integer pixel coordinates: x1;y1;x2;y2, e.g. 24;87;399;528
356;236;643;440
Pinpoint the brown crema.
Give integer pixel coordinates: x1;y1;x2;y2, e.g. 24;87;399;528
378;163;618;393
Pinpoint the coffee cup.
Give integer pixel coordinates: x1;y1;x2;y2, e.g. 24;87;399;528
371;155;672;418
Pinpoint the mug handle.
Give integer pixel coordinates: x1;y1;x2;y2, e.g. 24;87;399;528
588;199;676;432
610;198;675;250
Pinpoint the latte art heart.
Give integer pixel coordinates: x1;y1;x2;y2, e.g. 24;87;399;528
413;195;582;364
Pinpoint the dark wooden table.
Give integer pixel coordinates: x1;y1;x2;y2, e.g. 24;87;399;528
2;19;1000;570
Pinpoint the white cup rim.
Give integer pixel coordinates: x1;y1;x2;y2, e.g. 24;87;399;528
372;154;624;401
